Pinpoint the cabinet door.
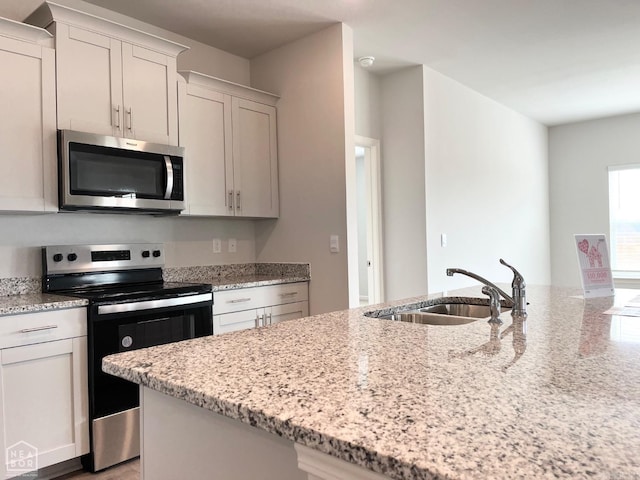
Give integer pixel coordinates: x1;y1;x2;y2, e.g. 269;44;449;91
179;83;234;216
0;337;88;478
55;24;123;137
266;302;309;326
232;98;279;218
122;43;178;145
214;309;260;335
0;36;56;212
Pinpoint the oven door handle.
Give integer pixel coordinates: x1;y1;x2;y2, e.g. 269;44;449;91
97;292;212;315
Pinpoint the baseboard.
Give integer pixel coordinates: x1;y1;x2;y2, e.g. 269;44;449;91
35;458;83;480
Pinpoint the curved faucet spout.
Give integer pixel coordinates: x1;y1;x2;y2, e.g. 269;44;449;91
446;267;515;307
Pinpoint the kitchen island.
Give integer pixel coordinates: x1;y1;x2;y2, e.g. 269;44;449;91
102;285;640;479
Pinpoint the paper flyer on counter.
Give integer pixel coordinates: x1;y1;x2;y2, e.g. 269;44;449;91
574;234;614;298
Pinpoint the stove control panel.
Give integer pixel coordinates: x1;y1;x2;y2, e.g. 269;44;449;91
43;243;165;275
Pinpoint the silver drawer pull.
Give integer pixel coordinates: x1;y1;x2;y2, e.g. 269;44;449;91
20;325;58;333
279;292;297;297
227;297;252;304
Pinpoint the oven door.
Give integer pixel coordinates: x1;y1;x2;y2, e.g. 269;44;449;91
85;293;212;471
89;293;212;419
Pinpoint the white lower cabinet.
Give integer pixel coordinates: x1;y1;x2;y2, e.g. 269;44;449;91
213;283;309;335
0;308;88;479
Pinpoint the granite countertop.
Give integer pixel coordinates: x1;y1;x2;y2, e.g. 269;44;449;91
0;293;88;316
103;285;640;479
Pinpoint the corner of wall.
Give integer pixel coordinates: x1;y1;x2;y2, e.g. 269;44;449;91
249;23;352;314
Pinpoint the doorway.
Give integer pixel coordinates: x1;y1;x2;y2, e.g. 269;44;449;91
354;135;383;306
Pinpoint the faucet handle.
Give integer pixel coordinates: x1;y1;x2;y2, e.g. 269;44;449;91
482;286;502;324
499;259;525;288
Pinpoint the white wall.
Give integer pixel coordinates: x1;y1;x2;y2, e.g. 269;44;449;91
423;66;550;293
354;65;382;140
0;214;255;278
250;24;353;315
549;112;640;287
380;66;428;301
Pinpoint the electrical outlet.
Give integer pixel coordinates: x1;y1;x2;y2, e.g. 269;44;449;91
212;238;221;253
441;233;447;247
228;238;237;253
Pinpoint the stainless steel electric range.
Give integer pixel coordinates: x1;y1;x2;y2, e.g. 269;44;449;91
42;243;213;472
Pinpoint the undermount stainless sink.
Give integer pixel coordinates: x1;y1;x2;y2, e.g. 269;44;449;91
380;311;479;325
420;303;501;318
368;297;509;326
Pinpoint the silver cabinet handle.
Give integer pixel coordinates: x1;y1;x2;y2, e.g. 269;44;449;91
127;107;133;130
255;313;261;328
227;297;251;304
20;325;58;333
279;292;297;298
236;191;241;211
267;313;272;325
114;105;121;129
228;190;234;211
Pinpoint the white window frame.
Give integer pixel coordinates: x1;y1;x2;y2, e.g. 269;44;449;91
608;164;640;284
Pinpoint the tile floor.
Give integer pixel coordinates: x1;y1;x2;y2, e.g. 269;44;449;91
54;459;139;480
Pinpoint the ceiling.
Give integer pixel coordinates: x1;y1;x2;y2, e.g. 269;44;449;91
4;0;640;126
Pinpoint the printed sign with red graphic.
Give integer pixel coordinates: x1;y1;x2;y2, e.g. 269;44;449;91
574;234;614;298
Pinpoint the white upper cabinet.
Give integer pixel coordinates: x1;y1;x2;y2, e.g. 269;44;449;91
0;17;57;213
232;97;279;218
178;71;279;218
178;82;233;216
26;1;187;145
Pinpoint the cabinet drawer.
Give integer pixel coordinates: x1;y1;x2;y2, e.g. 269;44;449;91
0;308;87;349
214;310;260;335
213;287;265;315
261;283;309;306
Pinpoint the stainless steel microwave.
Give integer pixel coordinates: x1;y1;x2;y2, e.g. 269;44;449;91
58;130;185;214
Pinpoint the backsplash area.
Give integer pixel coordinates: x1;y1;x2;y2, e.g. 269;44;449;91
0;263;310;297
163;263;310;282
0;277;42;296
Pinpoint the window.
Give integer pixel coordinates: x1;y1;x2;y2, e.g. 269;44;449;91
608;166;640;273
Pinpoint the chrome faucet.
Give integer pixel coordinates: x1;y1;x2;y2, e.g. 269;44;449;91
446;259;527;316
499;259;527;317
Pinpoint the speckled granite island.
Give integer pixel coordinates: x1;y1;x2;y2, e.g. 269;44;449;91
102;285;640;480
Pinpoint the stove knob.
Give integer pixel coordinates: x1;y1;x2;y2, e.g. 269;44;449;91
53;253;63;262
152;250;161;258
141;250;150;258
67;253;78;262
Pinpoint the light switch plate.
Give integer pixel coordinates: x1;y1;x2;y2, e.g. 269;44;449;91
228;238;237;253
330;235;339;253
212;238;221;253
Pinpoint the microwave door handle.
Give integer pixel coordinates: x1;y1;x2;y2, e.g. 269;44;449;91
164;155;174;200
